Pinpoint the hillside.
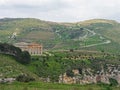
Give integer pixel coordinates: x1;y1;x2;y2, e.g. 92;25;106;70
0;54;38;79
0;18;120;53
0;51;119;88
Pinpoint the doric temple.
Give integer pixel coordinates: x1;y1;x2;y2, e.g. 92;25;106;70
14;42;43;55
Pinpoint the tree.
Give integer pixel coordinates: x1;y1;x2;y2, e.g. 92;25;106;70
20;51;31;64
0;43;31;64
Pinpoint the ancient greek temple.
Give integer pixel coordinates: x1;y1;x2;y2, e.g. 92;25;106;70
14;42;43;55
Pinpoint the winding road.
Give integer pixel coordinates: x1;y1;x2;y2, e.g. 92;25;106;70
79;28;111;48
55;28;111;48
81;40;111;48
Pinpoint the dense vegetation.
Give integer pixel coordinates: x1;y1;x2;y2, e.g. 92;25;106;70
0;43;119;83
0;43;31;64
0;51;119;89
27;51;120;82
0;44;119;89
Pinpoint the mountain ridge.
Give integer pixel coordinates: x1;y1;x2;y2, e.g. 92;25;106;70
0;17;119;23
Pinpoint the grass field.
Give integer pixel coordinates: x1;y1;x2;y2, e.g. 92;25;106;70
0;82;119;90
23;31;55;40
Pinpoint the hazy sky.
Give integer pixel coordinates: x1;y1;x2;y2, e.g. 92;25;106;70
0;0;120;22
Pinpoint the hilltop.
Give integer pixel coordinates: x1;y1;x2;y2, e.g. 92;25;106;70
0;18;120;53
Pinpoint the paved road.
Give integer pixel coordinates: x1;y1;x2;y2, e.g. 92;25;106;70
79;29;111;48
81;40;111;48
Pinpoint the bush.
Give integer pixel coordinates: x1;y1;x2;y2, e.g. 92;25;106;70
109;78;118;86
70;49;74;52
16;74;35;82
20;51;31;64
66;69;74;77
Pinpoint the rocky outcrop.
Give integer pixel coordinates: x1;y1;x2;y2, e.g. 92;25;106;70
0;78;16;83
59;64;120;85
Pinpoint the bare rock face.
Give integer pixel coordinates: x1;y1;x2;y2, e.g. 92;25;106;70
96;75;109;84
59;73;75;84
116;74;120;84
59;65;120;85
0;78;16;83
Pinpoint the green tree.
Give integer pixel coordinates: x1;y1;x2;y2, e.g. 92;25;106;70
20;51;31;64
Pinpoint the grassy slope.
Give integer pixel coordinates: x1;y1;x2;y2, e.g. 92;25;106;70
0;18;56;42
0;54;38;79
79;19;120;42
76;19;120;53
0;82;120;90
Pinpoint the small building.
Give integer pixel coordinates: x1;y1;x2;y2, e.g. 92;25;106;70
14;42;43;55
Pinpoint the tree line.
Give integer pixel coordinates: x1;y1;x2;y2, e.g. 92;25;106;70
0;43;31;64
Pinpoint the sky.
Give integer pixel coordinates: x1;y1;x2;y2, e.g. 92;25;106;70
0;0;120;22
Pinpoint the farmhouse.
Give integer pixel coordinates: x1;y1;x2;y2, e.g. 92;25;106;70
14;42;43;55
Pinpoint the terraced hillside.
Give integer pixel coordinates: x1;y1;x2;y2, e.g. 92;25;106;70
0;18;120;53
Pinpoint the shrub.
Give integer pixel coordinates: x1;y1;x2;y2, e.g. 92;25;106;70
20;51;31;64
16;74;35;82
109;78;118;86
66;69;74;77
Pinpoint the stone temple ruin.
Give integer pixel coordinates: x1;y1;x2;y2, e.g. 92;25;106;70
14;42;43;55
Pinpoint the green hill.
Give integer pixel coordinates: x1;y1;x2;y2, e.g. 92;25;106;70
0;54;38;79
0;18;120;53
